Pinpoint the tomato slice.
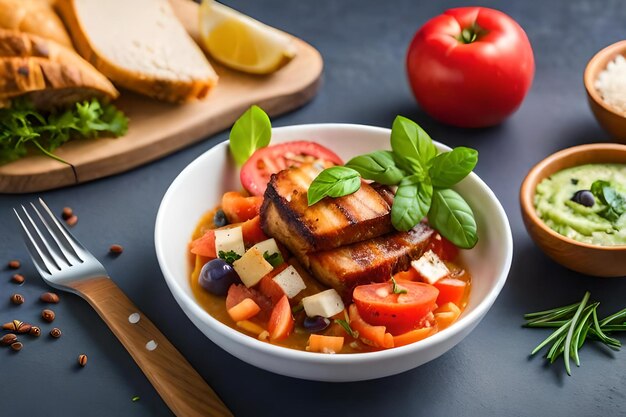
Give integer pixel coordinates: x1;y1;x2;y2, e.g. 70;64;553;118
240;141;344;196
268;295;294;341
353;281;439;335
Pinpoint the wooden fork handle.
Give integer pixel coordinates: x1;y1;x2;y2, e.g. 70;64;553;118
71;276;233;417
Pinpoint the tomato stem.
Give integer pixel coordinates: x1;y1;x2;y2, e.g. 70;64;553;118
458;23;487;44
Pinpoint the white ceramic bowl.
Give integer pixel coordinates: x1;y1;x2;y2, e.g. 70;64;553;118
155;124;513;382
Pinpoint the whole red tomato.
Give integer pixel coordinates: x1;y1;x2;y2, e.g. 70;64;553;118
406;7;534;128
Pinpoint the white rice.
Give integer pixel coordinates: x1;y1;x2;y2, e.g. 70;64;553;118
595;54;626;115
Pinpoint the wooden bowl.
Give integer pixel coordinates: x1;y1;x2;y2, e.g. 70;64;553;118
584;40;626;142
520;143;626;277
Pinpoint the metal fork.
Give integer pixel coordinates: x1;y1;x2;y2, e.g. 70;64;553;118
15;199;232;417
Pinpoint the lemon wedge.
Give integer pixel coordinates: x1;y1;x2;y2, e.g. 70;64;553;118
199;0;297;74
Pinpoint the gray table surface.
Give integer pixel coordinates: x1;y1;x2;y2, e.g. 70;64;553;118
2;0;626;416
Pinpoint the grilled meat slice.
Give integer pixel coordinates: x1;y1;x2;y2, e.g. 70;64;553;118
260;163;394;254
306;223;434;299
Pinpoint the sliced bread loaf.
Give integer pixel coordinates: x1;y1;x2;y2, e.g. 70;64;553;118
0;30;119;109
0;0;74;48
56;0;218;103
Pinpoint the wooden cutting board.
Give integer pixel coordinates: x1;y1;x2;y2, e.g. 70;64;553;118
0;0;323;193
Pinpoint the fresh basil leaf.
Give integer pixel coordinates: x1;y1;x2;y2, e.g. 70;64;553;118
391;277;408;294
390;116;437;169
391;175;433;231
263;251;284;268
218;250;242;264
591;180;626;223
228;105;271;166
428;189;477;249
429;147;478;188
345;151;405;185
307;166;361;205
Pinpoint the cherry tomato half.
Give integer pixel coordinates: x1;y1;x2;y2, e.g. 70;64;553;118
353;281;439;335
240;141;343;196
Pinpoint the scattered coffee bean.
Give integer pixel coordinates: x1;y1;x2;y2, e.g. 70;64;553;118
10;294;24;305
2;320;31;333
42;309;55;322
66;215;78;227
29;326;41;337
109;244;124;254
10;341;23;352
50;328;62;338
8;260;20;269
1;333;17;346
78;354;88;367
11;274;25;284
40;292;60;304
62;206;73;220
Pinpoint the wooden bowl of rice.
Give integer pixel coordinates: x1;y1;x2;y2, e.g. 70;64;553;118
584;40;626;142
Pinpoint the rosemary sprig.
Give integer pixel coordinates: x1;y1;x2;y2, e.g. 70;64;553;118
524;292;625;376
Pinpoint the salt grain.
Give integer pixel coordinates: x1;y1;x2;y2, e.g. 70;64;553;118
595;54;626;115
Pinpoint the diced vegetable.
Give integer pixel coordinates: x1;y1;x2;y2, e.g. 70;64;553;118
227;298;261;322
241;216;268;247
348;304;394;348
189;230;217;258
392;326;435;347
236;320;266;336
272;265;307;299
434;302;462;330
221;191;263;223
250;238;280;257
268;296;294;341
302;289;345;318
307;334;345;353
434;278;467;306
233;248;274;287
214;226;245;257
258;263;290;304
393;268;419;282
411;250;450;284
226;284;273;322
352;281;439;335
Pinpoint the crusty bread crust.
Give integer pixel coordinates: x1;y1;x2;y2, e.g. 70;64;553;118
0;56;117;109
55;0;218;103
0;0;74;48
0;29;119;107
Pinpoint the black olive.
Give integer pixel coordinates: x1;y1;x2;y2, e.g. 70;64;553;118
571;190;595;207
303;316;331;332
213;209;229;227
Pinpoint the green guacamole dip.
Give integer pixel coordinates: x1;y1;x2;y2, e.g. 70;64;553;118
535;164;626;246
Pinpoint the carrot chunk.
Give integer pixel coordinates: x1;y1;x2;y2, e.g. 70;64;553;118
227;298;261;322
307;334;344;353
348;304;394;349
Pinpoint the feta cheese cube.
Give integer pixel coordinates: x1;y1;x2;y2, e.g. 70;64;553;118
272;265;307;299
214;226;245;257
302;289;344;318
411;250;449;284
233;248;274;288
250;238;280;257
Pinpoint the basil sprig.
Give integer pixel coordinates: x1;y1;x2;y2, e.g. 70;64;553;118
307;115;479;249
229;105;271;166
591;180;626;223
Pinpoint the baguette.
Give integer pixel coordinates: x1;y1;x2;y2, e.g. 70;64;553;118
56;0;218;103
0;0;73;48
